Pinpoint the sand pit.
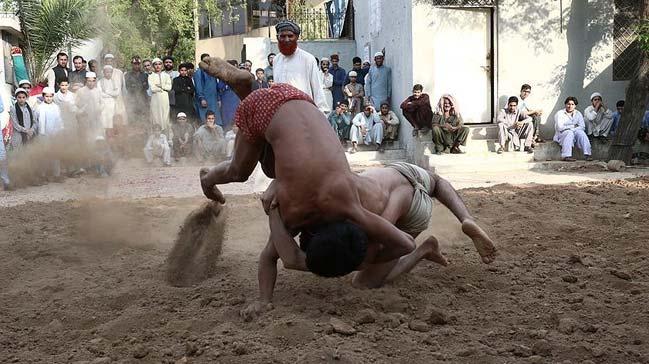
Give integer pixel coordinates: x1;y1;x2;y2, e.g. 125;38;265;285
1;180;649;363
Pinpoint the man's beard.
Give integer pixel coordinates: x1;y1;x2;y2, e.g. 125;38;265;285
164;65;173;71
278;41;297;56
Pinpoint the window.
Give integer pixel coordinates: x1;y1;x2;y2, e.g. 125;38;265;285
613;0;642;81
198;1;248;39
248;0;285;29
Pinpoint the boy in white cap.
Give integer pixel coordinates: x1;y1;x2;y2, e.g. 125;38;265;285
75;71;103;140
9;88;38;149
144;123;171;166
584;92;614;139
18;79;40;109
365;51;392;108
344;70;364;116
171;112;194;160
149;58;172;132
38;87;65;181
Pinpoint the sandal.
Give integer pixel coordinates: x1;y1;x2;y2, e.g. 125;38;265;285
562;157;576;162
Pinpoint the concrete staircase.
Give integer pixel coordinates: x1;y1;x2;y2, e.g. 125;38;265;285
345;140;406;168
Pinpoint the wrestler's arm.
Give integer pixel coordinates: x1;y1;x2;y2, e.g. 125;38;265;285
268;207;308;271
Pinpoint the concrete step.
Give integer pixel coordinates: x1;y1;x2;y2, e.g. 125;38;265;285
427;151;536;174
346;148;406;164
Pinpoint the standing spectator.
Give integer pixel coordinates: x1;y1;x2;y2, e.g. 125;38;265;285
244;60;253;73
54;78;77;129
328;100;352;144
496;96;534;154
143;59;153;75
171;112;194;161
99;65;121;136
0;124;10;190
365;52;392;108
400;84;433;135
88;59;98;74
264;53;275;79
252;68;269;90
103;54;128;125
518;84;544;143
347;57;367;86
69;55;86;92
272;20;328;113
350;104;384;153
18;80;40;109
267;76;274;87
344;70;364;116
148;58;172;132
186;63;196;78
379;102;400;142
46;52;71;92
144;123;171;166
320;58;334;113
81;59;88;71
193;53;221;125
218;77;240;130
584;92;614;139
38;87;64;182
610;100;624;137
172;63;195;120
75;72;103;140
9;88;37;149
163;56;179;110
193;111;226;161
553;96;592;162
431;94;468;154
125;56;150;122
329;54;346;107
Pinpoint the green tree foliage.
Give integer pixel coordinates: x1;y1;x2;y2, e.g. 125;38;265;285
2;0;98;80
102;0;243;66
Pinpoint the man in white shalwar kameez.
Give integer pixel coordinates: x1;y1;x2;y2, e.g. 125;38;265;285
144;124;171;166
54;79;77;129
99;65;120;134
272;20;329;113
75;72;103;140
38;87;65;180
553;96;592;162
103;54;128;124
149;58;172;133
350;104;384;153
583;92;614;138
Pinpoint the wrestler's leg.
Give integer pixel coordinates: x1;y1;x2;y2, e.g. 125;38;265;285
352;236;447;289
200;132;264;202
428;172;496;264
199;57;254;100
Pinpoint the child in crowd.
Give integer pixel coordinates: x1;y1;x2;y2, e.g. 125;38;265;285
38;87;65;182
193;111;226;161
10;88;37;149
225;124;238;159
93;135;114;177
171;112;194;161
144;123;171;166
0;127;10;190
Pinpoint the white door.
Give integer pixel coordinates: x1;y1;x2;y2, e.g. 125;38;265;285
430;8;493;124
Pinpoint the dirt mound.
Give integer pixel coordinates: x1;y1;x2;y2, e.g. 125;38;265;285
165;201;226;287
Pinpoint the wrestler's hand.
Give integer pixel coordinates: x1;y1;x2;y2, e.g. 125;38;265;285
240;300;273;322
200;167;225;204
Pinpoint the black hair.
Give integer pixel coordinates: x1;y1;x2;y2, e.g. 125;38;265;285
267;76;274;81
507;96;519;105
162;56;174;62
57;52;68;59
245;59;252;64
255;68;265;73
267;53;276;60
72;55;84;62
206;110;216;118
521;84;532;91
58;77;69;84
227;60;238;66
299;221;368;278
413;84;423;91
380;102;390;108
178;63;188;71
338;100;349;106
200;53;210;61
616;100;625;108
353;56;362;64
565;96;578;105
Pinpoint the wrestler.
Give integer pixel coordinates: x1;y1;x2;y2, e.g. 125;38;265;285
240;162;495;319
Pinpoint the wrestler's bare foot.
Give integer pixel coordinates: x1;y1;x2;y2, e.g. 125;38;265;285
199;57;254;99
240;300;273;322
461;219;497;264
421;236;448;266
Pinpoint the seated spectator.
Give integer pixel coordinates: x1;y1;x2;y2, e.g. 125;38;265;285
144;123;172;166
350;104;383;153
252;68;269;90
431;94;468;154
193;110;226;161
171;112;194;161
379;102;400;142
344;71;364;116
225;125;238;159
400;84;433;136
610;100;624;137
518;84;543;143
553;96;592;162
496;96;534;154
584;92;614;139
0;124;10;190
328;100;352;144
93;135;114;177
38;87;65;182
267;76;274;87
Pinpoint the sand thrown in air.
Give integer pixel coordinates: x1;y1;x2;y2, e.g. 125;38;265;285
165;201;226;287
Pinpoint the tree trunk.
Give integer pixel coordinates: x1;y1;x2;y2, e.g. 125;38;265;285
608;0;649;163
166;31;180;57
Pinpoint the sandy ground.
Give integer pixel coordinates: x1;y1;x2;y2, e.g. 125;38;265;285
1;170;648;363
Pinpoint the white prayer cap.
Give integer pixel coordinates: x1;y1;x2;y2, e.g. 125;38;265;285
104;53;115;59
348;71;358;77
42;87;55;95
95;135;106;141
320;57;329;62
85;71;97;78
590;92;602;100
374;51;384;58
14;88;28;96
18;79;31;86
152;57;163;64
103;65;114;70
176;112;187;118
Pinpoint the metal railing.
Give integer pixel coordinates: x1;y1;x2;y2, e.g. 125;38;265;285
283;7;351;40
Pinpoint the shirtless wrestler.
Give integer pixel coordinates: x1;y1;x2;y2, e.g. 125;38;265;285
240;162;495;319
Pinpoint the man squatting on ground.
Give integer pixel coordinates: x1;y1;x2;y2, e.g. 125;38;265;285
196;58;497;318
